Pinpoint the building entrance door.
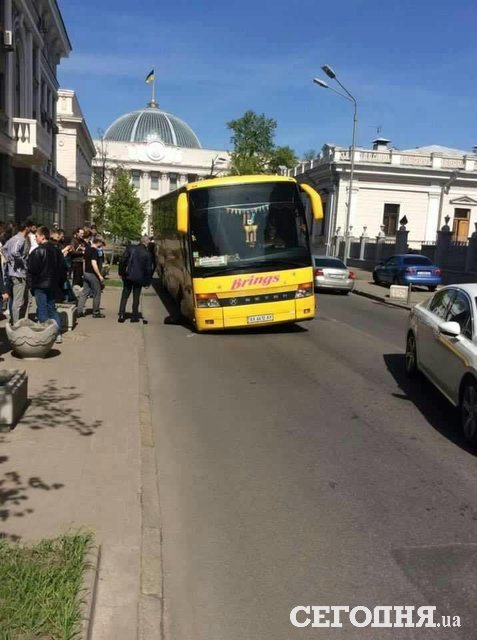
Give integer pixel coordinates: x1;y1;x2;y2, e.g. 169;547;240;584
453;208;470;242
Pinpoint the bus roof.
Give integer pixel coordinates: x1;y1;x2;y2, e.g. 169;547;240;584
185;174;297;191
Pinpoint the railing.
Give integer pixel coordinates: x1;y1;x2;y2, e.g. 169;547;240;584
12;118;37;155
360;151;390;163
291;147;477;175
442;157;465;169
400;154;432;167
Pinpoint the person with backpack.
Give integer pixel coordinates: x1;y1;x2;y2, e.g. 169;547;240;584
117;236;153;323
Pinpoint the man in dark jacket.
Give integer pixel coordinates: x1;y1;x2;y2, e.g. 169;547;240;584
118;236;153;323
27;226;63;342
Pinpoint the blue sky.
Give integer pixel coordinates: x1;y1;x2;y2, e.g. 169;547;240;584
58;0;477;157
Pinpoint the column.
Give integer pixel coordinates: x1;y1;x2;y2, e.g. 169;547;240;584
424;192;440;241
465;227;477;272
359;228;368;260
395;227;409;253
26;31;33;117
160;172;169;195
435;228;452;268
4;0;13;122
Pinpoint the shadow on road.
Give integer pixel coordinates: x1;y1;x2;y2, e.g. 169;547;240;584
384;353;476;455
0;451;64;542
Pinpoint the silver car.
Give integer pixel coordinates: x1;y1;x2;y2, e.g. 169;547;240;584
313;256;355;294
406;284;477;445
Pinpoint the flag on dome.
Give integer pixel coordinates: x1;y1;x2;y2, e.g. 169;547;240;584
145;69;155;84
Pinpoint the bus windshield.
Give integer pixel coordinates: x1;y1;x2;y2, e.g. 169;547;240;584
189;182;310;276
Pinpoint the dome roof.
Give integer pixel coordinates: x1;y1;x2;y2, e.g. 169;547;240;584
104;103;202;148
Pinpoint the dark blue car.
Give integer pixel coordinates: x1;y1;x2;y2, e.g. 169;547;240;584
373;254;442;291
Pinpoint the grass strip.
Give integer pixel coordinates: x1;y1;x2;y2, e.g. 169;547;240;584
0;532;93;640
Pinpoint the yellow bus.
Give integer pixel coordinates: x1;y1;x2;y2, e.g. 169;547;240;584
152;174;323;331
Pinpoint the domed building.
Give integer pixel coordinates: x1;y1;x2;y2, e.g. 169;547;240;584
93;100;230;233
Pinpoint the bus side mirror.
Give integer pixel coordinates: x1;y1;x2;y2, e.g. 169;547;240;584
177;192;189;234
299;183;323;220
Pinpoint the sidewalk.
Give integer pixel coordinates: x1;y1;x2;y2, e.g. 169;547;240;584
352;267;435;310
0;288;145;639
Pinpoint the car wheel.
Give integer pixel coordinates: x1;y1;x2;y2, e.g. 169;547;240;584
428;286;436;292
405;333;418;378
373;273;380;284
460;379;477;446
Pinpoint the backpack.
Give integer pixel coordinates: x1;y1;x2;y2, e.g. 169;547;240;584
118;246;134;278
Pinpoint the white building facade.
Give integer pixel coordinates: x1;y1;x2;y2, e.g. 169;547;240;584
0;0;71;224
94;101;230;234
56;89;95;233
291;140;477;253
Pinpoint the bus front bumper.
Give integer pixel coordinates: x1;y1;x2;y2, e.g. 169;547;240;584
194;298;315;331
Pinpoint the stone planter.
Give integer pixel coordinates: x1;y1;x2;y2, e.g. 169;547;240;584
6;319;58;359
0;369;28;429
57;303;77;332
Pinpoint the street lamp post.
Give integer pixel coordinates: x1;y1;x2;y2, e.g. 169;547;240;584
313;65;357;265
436;171;458;233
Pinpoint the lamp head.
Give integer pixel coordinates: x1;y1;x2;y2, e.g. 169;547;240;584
322;64;336;79
313;78;329;88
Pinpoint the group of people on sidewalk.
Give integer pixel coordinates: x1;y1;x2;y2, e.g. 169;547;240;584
0;220;155;339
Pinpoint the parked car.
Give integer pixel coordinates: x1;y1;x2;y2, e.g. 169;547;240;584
406;284;477;445
373;254;442;291
313;256;355;294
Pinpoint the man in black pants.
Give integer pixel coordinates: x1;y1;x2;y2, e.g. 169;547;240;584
77;236;105;318
118;236;153;323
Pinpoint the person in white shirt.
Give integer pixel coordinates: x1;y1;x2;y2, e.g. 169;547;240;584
27;221;38;255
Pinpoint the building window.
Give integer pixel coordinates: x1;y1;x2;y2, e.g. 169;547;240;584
169;173;177;192
131;170;141;189
382;203;400;236
187;174;198;183
150;173;159;190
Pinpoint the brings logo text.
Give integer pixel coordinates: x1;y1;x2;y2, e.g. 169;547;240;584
231;275;280;290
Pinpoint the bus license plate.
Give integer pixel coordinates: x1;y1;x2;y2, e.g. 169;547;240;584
247;314;274;324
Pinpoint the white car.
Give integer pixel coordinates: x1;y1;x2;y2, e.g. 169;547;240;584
406;284;477;445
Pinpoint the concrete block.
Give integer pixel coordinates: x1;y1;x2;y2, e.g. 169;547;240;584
0;369;28;427
389;285;409;300
57;303;77;331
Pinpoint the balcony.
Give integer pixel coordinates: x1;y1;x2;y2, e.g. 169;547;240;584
12;118;53;165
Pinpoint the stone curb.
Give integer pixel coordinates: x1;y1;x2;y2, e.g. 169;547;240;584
353;287;413;310
80;543;101;640
138;320;164;640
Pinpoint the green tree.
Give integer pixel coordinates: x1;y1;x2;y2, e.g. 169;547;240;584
227;110;298;175
105;169;145;242
268;145;298;174
303;149;317;161
227;110;277;174
89;135;113;229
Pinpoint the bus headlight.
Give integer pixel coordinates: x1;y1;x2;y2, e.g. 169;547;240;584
295;283;313;298
196;293;221;308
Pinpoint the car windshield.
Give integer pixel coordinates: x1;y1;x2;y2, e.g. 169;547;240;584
403;256;432;265
314;257;346;269
189;182;310;276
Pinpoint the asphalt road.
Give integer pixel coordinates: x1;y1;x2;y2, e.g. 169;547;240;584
143;286;477;640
